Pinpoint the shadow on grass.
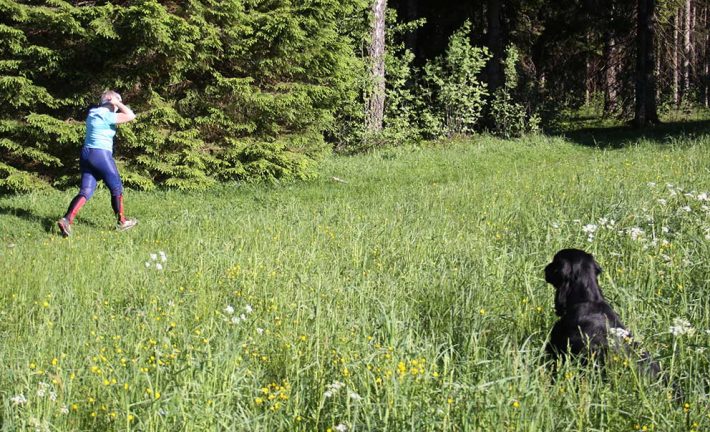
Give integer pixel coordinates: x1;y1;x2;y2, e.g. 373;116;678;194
560;119;710;149
0;205;100;234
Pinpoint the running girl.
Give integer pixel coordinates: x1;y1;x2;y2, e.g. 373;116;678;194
57;90;137;237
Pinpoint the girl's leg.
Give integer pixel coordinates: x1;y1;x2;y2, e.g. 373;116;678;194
92;149;136;229
58;149;97;236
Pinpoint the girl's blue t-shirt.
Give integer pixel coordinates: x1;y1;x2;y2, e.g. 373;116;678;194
84;107;118;152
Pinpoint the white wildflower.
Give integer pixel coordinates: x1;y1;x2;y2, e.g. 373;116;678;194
245;304;253;314
669;318;695;337
256;327;264;335
582;224;598;234
324;381;345;398
150;253;158;261
224;305;235;315
629;227;644;241
240;313;247;321
697;192;709;201
37;382;49;398
680;206;691;212
49;392;57;402
60;405;69;415
608;327;631;339
647;182;656;187
335;423;348;432
347;390;362;401
155;263;163;271
231;316;241;324
159;251;167;262
661;226;670;233
145;261;151;268
702;205;709;212
551;222;560;229
657;198;667;205
11;394;27;405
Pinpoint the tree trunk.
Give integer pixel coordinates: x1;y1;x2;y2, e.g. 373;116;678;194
705;5;709;107
603;30;618;114
682;0;691;101
366;0;387;133
405;0;418;57
634;0;660;127
585;32;592;105
486;0;504;93
673;12;679;107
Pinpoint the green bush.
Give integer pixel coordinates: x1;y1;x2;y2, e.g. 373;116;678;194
0;0;367;193
420;21;490;137
489;45;539;138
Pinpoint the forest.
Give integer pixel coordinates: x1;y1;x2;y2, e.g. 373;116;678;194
0;0;708;193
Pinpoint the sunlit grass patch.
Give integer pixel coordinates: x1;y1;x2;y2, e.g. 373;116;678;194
1;133;708;430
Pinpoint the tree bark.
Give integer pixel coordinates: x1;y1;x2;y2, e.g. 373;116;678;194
405;0;418;57
682;0;691;101
366;0;387;133
634;0;660;127
705;5;709;107
486;0;504;93
673;12;679;107
603;29;618;114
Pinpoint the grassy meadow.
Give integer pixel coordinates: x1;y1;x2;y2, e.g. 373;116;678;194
1;129;709;431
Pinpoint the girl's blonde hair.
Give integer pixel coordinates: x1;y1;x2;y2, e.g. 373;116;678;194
99;90;121;106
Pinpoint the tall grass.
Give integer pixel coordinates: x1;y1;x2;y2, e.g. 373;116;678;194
1;133;708;431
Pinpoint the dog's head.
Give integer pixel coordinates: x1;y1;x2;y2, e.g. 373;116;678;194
545;248;605;316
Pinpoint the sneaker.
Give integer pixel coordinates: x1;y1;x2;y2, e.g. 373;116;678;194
57;218;71;237
116;218;138;232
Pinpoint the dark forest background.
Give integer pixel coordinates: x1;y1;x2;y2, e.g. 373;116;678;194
1;0;708;193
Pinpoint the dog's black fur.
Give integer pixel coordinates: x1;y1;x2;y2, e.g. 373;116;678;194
544;249;661;377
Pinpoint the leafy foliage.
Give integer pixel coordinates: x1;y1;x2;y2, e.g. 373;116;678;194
490;45;540;138
0;0;368;193
421;21;490;136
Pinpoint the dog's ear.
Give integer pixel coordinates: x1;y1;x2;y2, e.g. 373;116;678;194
567;252;604;304
554;283;569;316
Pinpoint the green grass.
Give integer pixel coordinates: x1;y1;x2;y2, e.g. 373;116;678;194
1;132;709;431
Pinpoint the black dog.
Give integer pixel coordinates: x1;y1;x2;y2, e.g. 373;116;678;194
544;249;661;378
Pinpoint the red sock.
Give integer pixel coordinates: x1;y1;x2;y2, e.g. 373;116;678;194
65;195;87;224
111;194;125;223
